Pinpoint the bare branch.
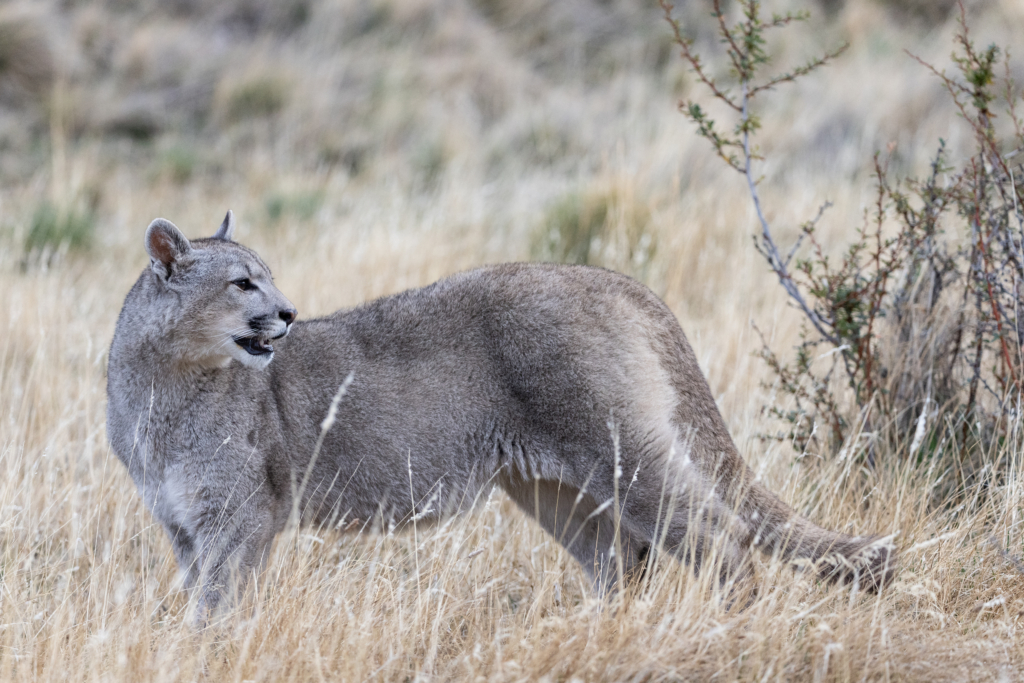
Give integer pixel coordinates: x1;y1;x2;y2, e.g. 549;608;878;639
659;0;741;113
739;81;840;345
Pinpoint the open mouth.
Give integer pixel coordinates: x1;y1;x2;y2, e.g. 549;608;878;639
233;327;289;357
233;335;274;356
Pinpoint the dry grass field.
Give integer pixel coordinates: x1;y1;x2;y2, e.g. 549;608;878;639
2;0;1024;679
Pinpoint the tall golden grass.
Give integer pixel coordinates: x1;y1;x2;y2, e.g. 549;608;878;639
2;0;1024;679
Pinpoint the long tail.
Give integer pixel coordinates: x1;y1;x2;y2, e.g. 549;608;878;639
653;295;896;589
731;469;896;590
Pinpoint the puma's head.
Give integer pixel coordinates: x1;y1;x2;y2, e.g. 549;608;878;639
143;211;297;370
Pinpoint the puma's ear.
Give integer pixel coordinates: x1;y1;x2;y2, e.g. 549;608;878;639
145;218;192;280
212;210;235;241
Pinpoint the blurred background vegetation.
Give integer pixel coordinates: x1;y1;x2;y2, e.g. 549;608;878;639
2;0;1023;479
0;0;1018;260
3;0;1024;467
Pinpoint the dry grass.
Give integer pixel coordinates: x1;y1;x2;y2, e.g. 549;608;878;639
2;0;1024;680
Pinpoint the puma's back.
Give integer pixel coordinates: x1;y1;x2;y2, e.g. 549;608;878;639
264;262;717;521
107;213;895;620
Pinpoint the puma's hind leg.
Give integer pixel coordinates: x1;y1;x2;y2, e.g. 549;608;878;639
498;474;649;592
598;460;756;591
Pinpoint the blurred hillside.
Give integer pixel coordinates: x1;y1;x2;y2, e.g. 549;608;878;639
1;0;675;181
0;0;1020;210
1;0;1024;321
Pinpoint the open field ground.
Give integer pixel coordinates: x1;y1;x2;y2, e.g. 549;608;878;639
2;0;1024;679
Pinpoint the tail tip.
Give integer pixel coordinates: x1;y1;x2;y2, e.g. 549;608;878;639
819;537;897;592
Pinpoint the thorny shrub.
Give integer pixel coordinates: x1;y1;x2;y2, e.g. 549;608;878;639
662;0;1024;473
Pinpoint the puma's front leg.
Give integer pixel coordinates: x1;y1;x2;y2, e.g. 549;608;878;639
163;520;199;590
189;487;279;623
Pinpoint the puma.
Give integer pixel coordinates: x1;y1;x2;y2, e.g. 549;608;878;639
106;211;894;618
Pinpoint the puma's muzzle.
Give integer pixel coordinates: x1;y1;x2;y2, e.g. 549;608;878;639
233;309;296;357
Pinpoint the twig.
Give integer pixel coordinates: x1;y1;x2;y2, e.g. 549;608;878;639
741;81;840;345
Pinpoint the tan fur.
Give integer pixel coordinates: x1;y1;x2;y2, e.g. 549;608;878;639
107;213;895;618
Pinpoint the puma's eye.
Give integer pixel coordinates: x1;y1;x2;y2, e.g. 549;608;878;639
232;278;255;291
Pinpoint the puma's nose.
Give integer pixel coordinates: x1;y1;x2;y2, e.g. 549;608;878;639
279;308;297;325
